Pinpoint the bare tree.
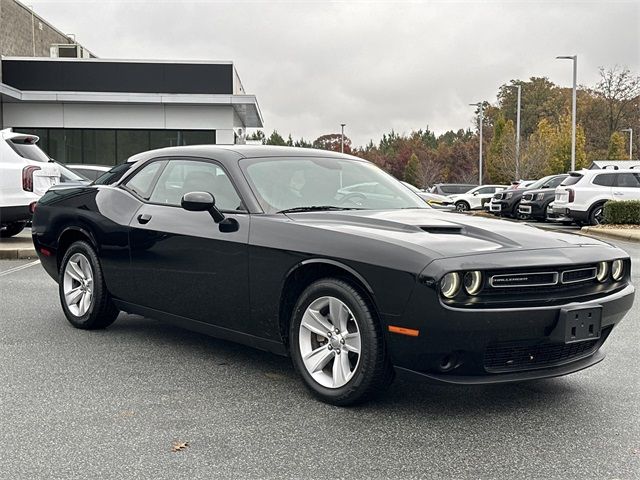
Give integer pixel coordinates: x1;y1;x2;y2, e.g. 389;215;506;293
595;66;640;137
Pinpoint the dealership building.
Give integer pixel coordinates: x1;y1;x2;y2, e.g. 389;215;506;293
0;0;263;165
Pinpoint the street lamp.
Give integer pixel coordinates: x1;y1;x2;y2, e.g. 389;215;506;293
556;55;577;171
509;84;522;179
469;102;484;185
620;128;633;160
340;123;346;153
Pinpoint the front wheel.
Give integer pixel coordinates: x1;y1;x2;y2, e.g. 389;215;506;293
289;278;392;406
0;222;26;238
59;241;119;330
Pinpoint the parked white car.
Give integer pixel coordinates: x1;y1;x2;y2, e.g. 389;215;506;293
449;184;507;212
553;168;640;225
0;129;60;237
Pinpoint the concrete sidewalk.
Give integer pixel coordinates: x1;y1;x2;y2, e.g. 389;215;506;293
0;230;37;259
581;226;640;242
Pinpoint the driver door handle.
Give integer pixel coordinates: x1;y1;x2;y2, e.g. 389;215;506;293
137;213;152;224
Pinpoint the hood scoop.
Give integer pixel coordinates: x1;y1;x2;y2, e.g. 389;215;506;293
419;225;464;235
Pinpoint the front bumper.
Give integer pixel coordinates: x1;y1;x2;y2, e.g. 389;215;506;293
490;199;516;215
386;283;634;384
519;201;546;219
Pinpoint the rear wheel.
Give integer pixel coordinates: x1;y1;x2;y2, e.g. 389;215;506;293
0;222;26;238
455;201;470;212
588;204;605;226
59;241;119;330
289;278;393;406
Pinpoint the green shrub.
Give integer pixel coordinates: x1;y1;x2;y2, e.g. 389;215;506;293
603;200;640;225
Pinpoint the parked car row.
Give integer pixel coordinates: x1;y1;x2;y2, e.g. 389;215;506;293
484;168;640;226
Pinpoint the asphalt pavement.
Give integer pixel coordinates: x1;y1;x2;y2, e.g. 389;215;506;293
0;238;639;480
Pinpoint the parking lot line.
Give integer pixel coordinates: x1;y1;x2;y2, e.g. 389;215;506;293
0;260;40;277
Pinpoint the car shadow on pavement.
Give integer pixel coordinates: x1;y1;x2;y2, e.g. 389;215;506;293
104;313;586;415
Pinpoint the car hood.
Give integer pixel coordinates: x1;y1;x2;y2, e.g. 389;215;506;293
524;187;554;196
285;209;610;258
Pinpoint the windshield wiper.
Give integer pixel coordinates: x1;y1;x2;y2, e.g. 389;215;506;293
277;205;362;214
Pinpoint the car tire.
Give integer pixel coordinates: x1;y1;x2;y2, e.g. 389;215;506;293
0;222;26;238
58;240;119;330
455;201;470;212
289;278;393;406
588;203;605;226
512;201;526;220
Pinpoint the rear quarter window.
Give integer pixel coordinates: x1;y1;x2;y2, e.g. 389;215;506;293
560;175;583;186
592;174;616;187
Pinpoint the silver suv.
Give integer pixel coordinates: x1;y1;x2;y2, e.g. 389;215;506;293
553;168;640;225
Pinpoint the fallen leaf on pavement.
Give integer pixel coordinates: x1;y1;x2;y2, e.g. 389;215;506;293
171;441;190;452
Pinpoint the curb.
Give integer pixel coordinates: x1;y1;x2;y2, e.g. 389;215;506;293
580;227;640;243
0;248;38;260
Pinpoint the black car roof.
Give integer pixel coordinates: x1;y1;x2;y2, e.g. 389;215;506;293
126;145;367;166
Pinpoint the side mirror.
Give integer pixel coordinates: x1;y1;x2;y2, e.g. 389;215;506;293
473;192;479;196
181;191;225;223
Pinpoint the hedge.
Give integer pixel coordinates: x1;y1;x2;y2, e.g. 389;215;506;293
603;200;640;225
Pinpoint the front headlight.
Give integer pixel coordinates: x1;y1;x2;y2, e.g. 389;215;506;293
440;272;461;298
506;192;513;199
463;271;483;295
536;193;545;201
596;261;608;282
612;259;624;281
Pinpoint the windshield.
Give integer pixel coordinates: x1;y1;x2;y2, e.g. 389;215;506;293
241;157;428;213
526;175;554;190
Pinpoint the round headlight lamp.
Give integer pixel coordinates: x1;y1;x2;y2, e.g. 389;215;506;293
463;271;483;295
596;261;608;282
440;272;461;298
611;259;624;281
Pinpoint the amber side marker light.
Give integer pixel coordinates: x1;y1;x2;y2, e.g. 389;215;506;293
388;325;420;337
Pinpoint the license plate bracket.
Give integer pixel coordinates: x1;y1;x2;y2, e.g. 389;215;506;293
552;306;602;344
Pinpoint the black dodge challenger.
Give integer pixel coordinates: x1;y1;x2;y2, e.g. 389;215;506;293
32;146;635;405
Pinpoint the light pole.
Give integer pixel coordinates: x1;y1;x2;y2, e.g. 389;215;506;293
510;84;522;179
469;102;484;185
621;128;633;160
340;123;346;153
556;55;577;171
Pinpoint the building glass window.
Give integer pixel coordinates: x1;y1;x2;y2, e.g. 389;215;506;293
13;128;217;166
83;130;116;165
116;130;151;163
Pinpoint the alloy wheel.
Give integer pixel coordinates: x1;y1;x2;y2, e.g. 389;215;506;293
593;207;604;225
298;296;361;389
63;253;94;316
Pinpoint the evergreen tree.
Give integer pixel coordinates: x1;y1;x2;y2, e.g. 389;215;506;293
404;153;420;186
265;130;287;146
607;132;628;160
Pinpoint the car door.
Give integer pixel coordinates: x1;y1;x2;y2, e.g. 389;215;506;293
471;186;497;208
125;157;250;331
612;172;640;201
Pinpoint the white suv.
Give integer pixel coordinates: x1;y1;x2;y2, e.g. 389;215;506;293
449;184;507;212
0;129;60;238
553;168;640;225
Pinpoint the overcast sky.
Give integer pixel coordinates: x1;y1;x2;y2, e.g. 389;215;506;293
29;0;640;147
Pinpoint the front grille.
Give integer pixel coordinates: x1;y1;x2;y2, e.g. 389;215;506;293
484;337;602;372
561;267;596;284
490;271;558;288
